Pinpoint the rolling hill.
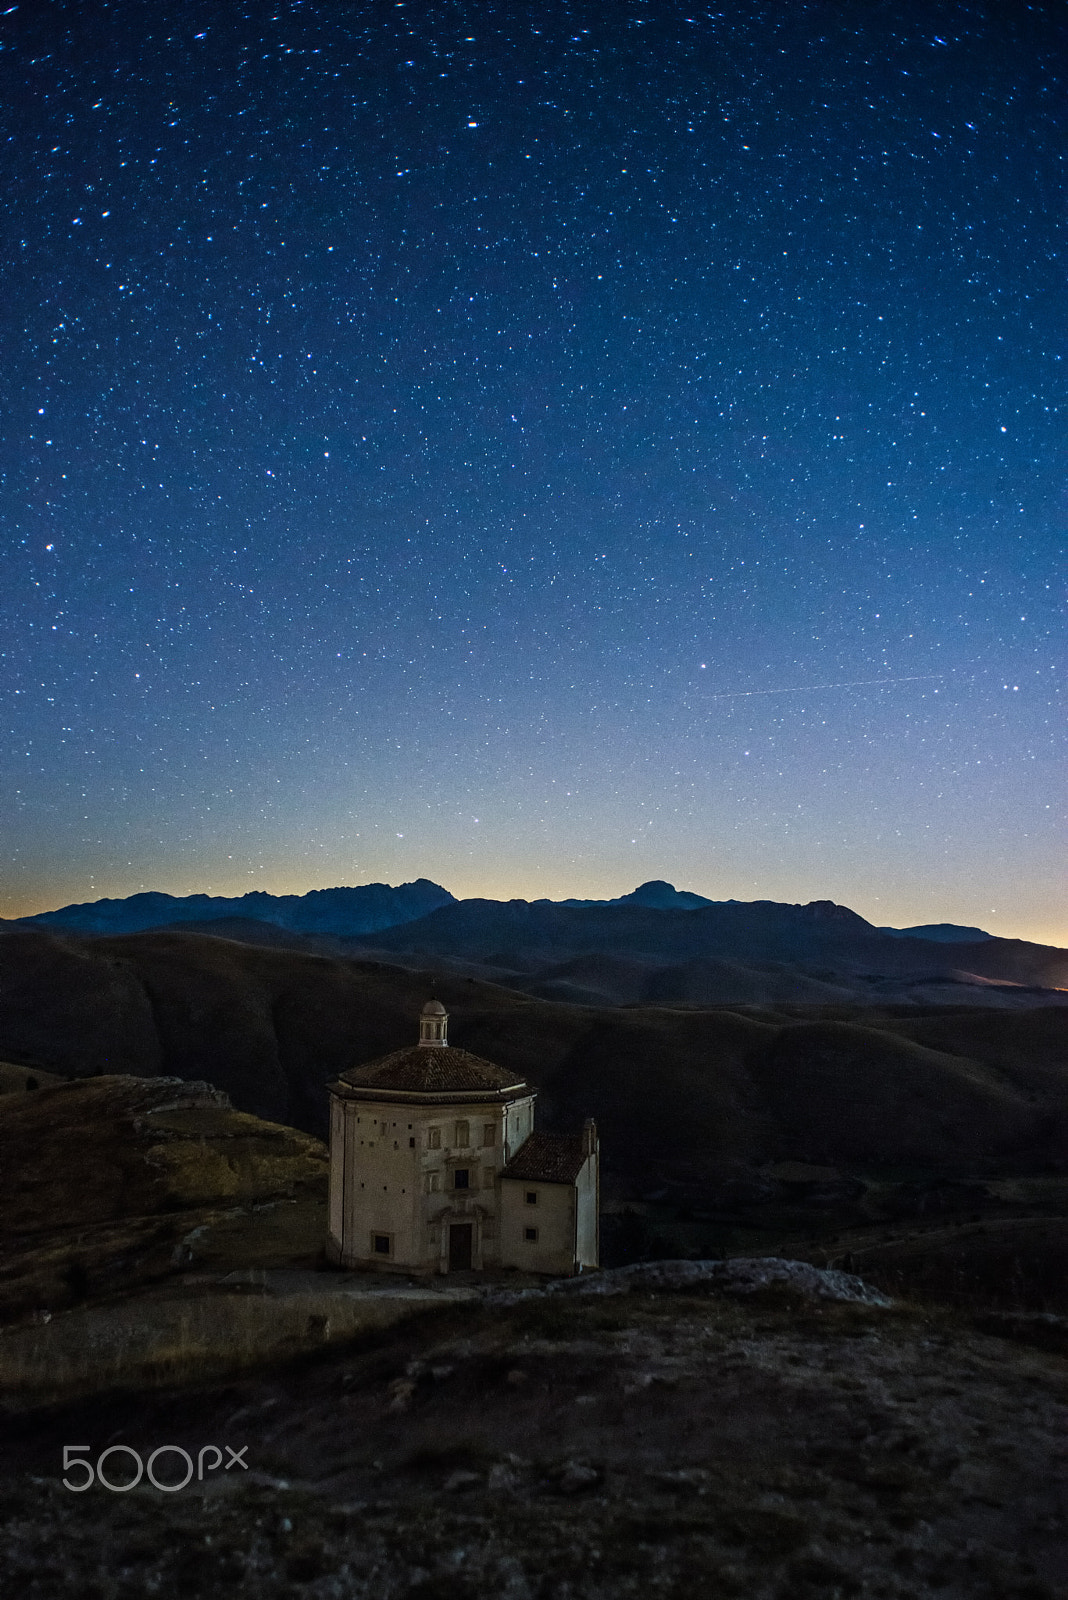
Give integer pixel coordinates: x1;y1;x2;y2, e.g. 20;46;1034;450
0;922;1064;1195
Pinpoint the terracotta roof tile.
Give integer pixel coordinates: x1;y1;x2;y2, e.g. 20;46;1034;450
500;1130;589;1184
338;1046;526;1096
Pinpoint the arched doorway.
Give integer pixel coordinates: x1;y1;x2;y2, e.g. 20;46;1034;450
437;1205;487;1272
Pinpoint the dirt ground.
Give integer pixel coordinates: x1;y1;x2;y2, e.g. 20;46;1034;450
2;1286;1067;1598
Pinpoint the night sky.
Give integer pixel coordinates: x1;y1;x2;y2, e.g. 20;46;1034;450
1;2;1063;942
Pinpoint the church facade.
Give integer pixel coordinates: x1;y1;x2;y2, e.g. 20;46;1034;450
327;1001;599;1276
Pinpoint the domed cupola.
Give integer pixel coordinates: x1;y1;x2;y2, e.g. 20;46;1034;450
418;999;448;1048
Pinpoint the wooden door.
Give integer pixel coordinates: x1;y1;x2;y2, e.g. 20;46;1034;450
448;1222;473;1272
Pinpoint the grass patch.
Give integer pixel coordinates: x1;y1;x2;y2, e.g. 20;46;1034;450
0;1286;454;1408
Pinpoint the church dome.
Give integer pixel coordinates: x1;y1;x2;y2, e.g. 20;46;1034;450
336;1046;528;1102
330;1000;526;1100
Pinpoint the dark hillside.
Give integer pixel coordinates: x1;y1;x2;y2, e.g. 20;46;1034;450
357;896;1068;998
747;1022;1036;1168
0;925;1063;1196
889;1007;1068;1100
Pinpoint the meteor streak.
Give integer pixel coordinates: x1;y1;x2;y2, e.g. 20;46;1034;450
708;675;945;700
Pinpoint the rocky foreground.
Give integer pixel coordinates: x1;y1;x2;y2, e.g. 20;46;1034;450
2;1069;1067;1596
3;1268;1067;1599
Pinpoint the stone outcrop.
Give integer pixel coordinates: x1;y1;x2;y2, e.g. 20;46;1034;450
0;1074;328;1323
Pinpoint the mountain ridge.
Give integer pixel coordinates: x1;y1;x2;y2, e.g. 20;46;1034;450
18;878;456;937
350;895;1067;997
17;877;1011;947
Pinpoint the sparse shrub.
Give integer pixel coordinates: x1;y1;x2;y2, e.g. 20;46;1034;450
404;1578;481;1600
286;1543;332;1581
718;1506;809;1557
63;1259;90;1301
402;1437;492;1476
782;1551;861;1595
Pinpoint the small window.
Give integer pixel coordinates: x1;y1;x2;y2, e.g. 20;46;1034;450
482;1167;495;1189
380;1121;388;1137
482;1123;495;1147
454;1121;470;1147
427;1128;441;1149
524;1226;539;1243
425;1172;441;1194
372;1233;392;1256
525;1190;538;1206
453;1168;470;1191
409;1136;416;1148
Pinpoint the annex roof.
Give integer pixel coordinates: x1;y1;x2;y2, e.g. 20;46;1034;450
500;1130;590;1185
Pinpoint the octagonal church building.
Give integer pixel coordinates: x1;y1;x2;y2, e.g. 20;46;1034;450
327;1001;599;1276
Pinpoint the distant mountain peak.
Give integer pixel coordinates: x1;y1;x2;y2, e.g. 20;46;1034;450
880;922;995;944
616;881;716;911
799;900;874;927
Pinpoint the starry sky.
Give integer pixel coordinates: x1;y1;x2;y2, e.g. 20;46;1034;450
1;1;1063;943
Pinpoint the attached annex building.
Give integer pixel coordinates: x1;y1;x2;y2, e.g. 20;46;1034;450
327;1001;599;1276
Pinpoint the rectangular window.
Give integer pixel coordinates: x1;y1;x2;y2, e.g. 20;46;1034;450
482;1123;495;1147
371;1233;392;1256
425;1173;440;1194
427;1128;441;1149
380;1121;388;1137
454;1121;470;1147
525;1190;538;1206
524;1227;539;1243
481;1167;495;1189
453;1168;470;1191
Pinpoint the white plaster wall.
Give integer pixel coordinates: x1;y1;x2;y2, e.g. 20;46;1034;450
335;1094;535;1271
503;1096;536;1160
574;1154;599;1270
326;1096;345;1258
499;1179;577;1275
341;1104;421;1266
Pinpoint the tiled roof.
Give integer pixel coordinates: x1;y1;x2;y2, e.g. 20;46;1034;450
500;1130;589;1184
338;1046;527;1096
